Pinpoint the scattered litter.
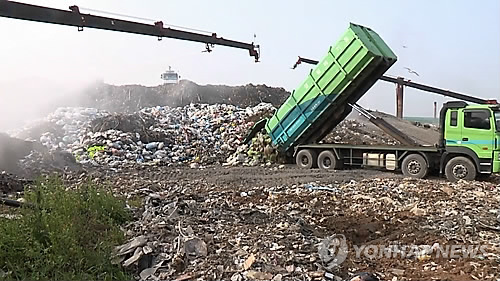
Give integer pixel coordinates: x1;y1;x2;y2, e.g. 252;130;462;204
304;183;340;193
184;238;208;259
243;253;256;270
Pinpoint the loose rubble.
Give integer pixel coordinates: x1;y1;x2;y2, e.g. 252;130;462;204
94;166;500;281
0;171;30;196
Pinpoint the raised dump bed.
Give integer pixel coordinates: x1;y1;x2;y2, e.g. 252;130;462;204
265;23;397;154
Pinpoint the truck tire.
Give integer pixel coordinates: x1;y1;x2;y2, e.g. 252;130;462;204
445;156;476;182
317;150;342;170
296;149;317;169
401;154;428;179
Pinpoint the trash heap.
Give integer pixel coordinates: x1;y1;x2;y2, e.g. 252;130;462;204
17;103;276;168
224;132;278;166
102;166;500;281
11;102;440;171
33;107;109;151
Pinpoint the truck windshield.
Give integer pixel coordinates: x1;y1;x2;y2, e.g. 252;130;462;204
495;111;500;132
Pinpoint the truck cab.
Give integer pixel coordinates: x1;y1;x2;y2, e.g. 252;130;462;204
441;101;500;180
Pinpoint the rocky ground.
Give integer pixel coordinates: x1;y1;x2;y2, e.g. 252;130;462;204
63;165;500;281
3;158;499;280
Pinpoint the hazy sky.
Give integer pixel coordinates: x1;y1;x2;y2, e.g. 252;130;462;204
1;0;499;130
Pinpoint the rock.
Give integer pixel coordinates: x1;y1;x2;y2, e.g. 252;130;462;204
139;267;158;280
409;204;427;216
246;270;273;280
243;253;256;270
122;247;143;267
441;186;454;195
114;236;147;256
463;215;472;226
231;273;242;281
271;274;283;281
184;238;208;259
390;269;405;276
145;142;158;150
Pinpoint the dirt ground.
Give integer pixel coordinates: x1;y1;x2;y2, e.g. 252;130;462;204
77;165;500;281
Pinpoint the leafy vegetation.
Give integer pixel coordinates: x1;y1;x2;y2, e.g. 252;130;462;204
0;178;132;281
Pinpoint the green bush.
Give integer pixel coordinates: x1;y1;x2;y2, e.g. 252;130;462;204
0;178;132;281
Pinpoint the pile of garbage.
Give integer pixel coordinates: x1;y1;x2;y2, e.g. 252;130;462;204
100;166;500;281
16;103;276;168
8;99;441;171
225;132;278;166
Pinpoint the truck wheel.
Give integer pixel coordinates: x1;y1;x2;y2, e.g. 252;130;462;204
318;150;342;170
445;156;476;182
296;149;317;169
401;154;428;179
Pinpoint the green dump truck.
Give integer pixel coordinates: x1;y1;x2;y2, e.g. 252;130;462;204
262;23;500;181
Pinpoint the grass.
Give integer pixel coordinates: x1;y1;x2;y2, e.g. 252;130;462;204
126;195;144;209
0;178;132;281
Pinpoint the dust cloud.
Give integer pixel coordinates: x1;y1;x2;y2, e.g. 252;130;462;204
0;77;99;133
0;77;290;135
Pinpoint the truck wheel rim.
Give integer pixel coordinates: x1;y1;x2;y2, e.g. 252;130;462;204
407;160;421;175
453;164;467;178
301;156;309;165
323;158;332;168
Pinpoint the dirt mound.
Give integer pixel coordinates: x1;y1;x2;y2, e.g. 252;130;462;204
20;150;82;177
0;133;36;175
0;132;82;178
0;172;30;196
80;80;290;113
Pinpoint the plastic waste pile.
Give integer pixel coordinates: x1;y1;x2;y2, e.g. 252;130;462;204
19;103;276;168
224;132;278;166
36;107;107;150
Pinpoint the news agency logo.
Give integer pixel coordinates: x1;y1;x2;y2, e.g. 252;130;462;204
318;234;348;270
318;234;490;269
